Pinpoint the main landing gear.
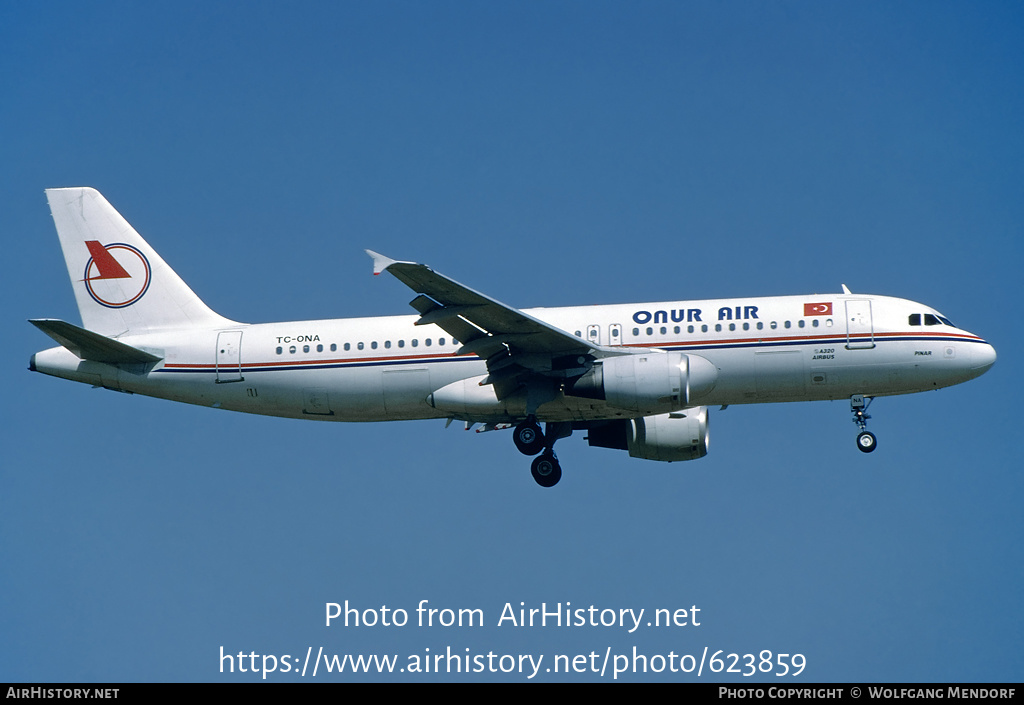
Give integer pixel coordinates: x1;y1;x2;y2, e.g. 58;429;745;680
512;419;545;456
850;394;877;453
513;416;568;487
530;452;561;488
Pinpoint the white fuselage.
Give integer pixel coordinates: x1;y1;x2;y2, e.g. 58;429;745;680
31;292;996;424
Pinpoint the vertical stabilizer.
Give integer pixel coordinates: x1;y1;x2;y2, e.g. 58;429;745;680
45;188;235;336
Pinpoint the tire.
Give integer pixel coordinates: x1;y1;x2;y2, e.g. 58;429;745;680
531;453;562;487
856;431;877;453
513;421;545;456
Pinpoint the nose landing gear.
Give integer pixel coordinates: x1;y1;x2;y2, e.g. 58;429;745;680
851;395;877;453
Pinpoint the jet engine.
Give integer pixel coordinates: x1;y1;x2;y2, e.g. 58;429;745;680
586;408;710;462
566;352;718;414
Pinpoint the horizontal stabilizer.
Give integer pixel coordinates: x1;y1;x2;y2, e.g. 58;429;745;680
29;319;162;364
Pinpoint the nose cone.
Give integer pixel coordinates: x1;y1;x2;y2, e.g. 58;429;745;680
971;342;997;375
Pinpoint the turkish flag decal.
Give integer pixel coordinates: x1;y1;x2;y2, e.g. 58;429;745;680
803;302;833;316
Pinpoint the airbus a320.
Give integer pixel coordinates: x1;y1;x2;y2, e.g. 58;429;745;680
30;188;996;486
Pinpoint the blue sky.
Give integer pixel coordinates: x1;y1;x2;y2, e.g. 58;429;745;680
2;1;1021;682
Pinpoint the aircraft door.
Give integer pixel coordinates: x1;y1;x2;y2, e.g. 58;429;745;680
216;331;244;383
845;300;875;350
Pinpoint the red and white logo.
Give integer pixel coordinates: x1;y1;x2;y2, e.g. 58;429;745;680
82;240;151;308
803;302;833;316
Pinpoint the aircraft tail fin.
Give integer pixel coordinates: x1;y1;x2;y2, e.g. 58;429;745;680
45;188;235;336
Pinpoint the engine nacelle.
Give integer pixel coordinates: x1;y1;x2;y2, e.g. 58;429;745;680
587;408;710;462
428;375;527;417
567;352;717;414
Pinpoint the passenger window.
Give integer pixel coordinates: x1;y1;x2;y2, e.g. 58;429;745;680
812;320;819;327
688;325;694;333
411;339;418;347
728;323;735;331
317;344;323;352
344;343;350;351
646;327;653;336
633;328;640;336
331;343;337;352
425;339;432;347
715;324;722;332
289;346;296;354
784;321;791;329
303;345;310;353
371;342;378;349
357;342;364;350
770;321;778;329
701;324;708;333
440;338;447;346
798;320;805;328
276;346;282;355
756;322;763;330
384;340;391;349
674;326;680;334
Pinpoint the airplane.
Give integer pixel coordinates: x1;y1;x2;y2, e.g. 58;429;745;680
29;188;996;487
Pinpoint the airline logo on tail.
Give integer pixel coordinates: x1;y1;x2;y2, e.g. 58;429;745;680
82;240;151;308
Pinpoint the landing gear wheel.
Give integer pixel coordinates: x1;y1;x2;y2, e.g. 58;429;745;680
856;431;877;453
513;420;545;456
531;453;562;487
850;396;877;454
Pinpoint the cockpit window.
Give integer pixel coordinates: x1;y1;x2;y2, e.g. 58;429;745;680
912;312;954;327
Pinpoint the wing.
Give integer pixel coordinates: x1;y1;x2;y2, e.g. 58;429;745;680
367;250;632;409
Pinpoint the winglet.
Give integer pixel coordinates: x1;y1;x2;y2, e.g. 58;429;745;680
365;250;399;276
841;284;852;294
